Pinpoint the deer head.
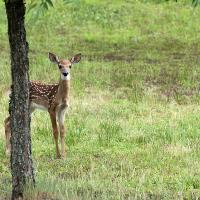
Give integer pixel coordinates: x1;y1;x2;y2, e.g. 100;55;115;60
48;52;81;80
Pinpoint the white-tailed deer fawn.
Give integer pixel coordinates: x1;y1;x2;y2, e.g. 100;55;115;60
4;52;81;158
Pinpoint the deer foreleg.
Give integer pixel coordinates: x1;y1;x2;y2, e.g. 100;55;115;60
58;106;67;158
49;111;61;158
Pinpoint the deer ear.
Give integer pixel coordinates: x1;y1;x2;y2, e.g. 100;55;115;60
70;53;81;64
48;52;59;64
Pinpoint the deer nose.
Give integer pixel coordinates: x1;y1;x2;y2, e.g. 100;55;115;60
63;72;68;77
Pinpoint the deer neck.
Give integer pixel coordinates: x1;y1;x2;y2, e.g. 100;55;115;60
58;74;70;100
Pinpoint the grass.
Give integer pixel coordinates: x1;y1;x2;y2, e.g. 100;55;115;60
1;0;200;199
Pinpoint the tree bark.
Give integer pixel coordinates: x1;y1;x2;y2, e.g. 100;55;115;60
5;0;35;199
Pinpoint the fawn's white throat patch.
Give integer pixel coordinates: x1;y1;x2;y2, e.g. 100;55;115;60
61;74;70;80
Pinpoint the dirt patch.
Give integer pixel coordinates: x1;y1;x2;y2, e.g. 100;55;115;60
104;53;134;62
24;192;59;200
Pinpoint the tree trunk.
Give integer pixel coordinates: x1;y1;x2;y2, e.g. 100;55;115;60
5;0;35;199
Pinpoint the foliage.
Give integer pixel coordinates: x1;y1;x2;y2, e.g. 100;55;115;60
27;0;80;20
192;0;200;6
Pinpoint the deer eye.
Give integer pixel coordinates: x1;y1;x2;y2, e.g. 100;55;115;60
69;65;72;68
58;65;62;69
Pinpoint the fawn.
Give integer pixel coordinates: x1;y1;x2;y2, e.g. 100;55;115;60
4;52;81;158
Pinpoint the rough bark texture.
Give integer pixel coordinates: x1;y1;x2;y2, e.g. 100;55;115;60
5;0;35;199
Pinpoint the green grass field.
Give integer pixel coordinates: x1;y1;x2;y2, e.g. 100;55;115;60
1;0;200;199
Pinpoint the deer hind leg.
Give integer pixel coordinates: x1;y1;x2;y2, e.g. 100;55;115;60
58;106;67;158
49;111;61;158
4;107;35;157
4;116;11;156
